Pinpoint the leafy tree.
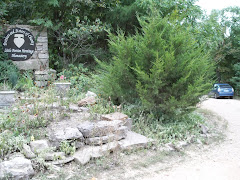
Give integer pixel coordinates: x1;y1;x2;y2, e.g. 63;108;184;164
231;63;240;96
1;0;120;70
98;13;214;117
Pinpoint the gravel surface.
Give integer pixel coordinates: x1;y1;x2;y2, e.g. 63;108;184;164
143;98;240;180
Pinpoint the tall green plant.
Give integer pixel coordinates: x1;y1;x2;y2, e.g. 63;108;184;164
0;60;20;88
98;14;214;117
230;63;240;96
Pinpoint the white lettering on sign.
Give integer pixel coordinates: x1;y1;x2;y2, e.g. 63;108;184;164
22;49;34;54
11;53;27;59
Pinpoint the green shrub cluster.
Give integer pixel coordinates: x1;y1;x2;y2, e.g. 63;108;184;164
58;63;94;92
98;14;214;117
0;60;20;88
231;63;240;96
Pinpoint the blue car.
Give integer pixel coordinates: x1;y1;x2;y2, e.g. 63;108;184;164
209;83;234;99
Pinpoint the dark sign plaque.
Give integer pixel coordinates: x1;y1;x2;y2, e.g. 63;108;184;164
2;27;36;61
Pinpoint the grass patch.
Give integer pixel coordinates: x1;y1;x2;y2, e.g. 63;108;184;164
132;111;206;145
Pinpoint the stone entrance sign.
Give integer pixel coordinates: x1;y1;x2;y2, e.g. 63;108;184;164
2;27;36;61
1;25;49;70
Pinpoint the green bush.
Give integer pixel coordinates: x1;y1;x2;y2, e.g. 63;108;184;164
97;14;214;117
58;63;93;92
0;131;27;158
15;71;34;91
0;60;20;88
230;63;240;96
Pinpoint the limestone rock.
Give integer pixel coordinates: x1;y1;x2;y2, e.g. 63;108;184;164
122;118;133;130
200;124;209;134
78;96;96;107
49;127;84;148
86;91;97;97
85;134;116;145
119;131;151;150
44;152;65;161
51;157;74;165
74;141;119;165
114;126;128;140
79;107;90;112
69;104;81;112
85;126;127;145
30;140;50;154
77;120;122;138
22;144;36;159
101;112;128;121
0;156;35;180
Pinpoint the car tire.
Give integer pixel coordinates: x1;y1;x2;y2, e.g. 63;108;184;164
230;96;233;99
214;93;218;99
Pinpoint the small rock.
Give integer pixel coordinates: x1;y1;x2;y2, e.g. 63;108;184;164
74;153;91;165
119;131;151;150
101;112;128;121
200;124;209;134
30;140;50;154
51;156;74;165
74;141;119;165
122;118;132;130
75;141;85;149
22;144;36;159
47;174;59;179
85;126;127;145
49;127;84;148
69;104;80;112
115;126;128;140
78;96;96;107
177;141;188;148
0;156;35;180
44;152;65;161
77;120;122;138
85;134;116;145
79;107;90;112
86;91;97;97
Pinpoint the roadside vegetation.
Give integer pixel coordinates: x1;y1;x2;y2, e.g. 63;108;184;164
0;0;239;178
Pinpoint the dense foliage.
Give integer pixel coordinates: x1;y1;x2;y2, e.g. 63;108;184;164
0;0;239;117
98;14;214;116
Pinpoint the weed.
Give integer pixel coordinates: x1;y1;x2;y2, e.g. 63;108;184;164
59;140;76;156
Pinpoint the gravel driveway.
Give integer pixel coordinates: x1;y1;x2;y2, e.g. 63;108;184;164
144;98;240;180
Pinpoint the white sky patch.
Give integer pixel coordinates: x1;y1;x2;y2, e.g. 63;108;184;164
196;0;240;15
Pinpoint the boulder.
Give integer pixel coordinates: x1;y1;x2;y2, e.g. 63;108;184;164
22;144;36;159
73;141;119;165
48;127;84;147
30;140;50;154
77;120;122;138
0;156;34;180
78;96;96;107
119;131;151;150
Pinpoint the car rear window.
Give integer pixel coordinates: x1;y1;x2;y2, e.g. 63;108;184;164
219;85;232;88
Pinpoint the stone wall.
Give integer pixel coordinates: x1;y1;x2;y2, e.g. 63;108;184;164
1;25;49;71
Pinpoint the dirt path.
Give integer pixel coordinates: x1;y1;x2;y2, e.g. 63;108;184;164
141;98;240;180
96;98;240;180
